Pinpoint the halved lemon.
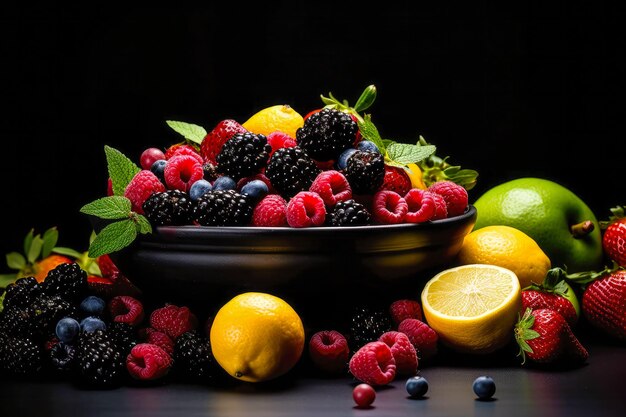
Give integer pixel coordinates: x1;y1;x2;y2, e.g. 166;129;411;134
421;264;522;354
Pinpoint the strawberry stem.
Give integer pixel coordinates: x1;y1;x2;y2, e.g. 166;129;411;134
570;220;594;238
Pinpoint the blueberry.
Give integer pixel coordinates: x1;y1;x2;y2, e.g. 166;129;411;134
150;159;167;183
189;179;213;201
241;179;269;202
405;376;429;398
336;148;357;170
473;376;496;400
80;316;107;334
212;176;236;191
79;295;106;317
55;317;80;343
357;140;380;154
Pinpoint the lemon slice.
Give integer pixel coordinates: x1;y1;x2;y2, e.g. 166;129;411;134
421;264;522;354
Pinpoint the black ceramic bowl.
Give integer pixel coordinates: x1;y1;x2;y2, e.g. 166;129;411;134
109;206;477;323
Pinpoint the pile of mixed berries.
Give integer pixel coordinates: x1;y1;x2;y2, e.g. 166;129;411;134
123;108;469;229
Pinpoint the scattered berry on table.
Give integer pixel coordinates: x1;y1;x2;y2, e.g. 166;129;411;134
427;180;468;217
581;268;626;341
286;191;326;228
150;304;198;340
309;170;352;208
79;295;106;317
378;331;418;375
108;295;145;327
473;375;496;400
372;190;408;224
265;146;321;198
126;343;172;381
164;155;204;192
55;317;80;343
352;383;376;408
296;108;358;162
308;330;350;374
389;299;423;327
405;375;429;398
140;147;166;170
80;316;107;334
194;189;253;226
349;341;397;386
189;179;213;201
216;132;272;181
124;170;166;214
397;318;439;361
344;150;385;195
251;194;289;227
328;199;371;226
173;330;216;381
404;188;436;223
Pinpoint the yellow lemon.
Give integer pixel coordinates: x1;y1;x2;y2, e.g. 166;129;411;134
405;163;427;189
421;264;522;354
242;104;304;139
456;225;551;289
210;292;305;383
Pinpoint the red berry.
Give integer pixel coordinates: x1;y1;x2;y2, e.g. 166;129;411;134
428;191;448;220
389;299;423;327
124;170;165;214
352;383;376;408
164;155;204;192
398;318;439;361
378;331;418;375
372;190;408;224
286;191;326;228
348;341;397;386
150;304;198;340
378;166;411;196
139;327;175;356
165;144;203;164
97;254;119;278
427;181;468;217
267;131;297;160
108;295;145;327
404;188;436;223
126;343;172;381
582;269;626;341
140;147;166;170
252;194;288;227
309;170;352;207
601;206;626;267
200;119;247;164
308;330;350;374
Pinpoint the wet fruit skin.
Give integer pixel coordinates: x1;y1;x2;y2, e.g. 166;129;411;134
405;376;429;398
473;376;496;399
353;383;376;408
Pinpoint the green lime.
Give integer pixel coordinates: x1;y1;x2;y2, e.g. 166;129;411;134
472;177;603;273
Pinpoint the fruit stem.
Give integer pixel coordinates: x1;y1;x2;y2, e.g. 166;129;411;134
570;221;594;238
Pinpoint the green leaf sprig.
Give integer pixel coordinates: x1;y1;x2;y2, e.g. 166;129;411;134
166;120;207;145
81;147;152;258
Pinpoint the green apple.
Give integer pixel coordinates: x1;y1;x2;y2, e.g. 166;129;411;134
473;177;603;273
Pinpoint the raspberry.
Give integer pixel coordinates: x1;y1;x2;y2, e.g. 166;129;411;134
389;299;423;327
165;144;203;164
428;191;448;220
308;330;350;374
126;343;172;381
251;194;288;227
164;155;204;192
108;296;145;327
379;331;418;375
398;318;439;361
378;166;412;196
139;328;175;356
200;119;247;164
150;304;198;340
286;191;327;228
124;170;166;214
428;180;468;217
267;131;297;160
404;189;436;223
372;190;408;224
348;341;397;386
309;170;352;207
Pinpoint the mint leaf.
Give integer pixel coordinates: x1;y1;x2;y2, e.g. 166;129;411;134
23;228;34;258
166;120;207;145
105;145;141;196
6;252;26;270
88;219;137;258
42;227;59;259
52;247;84;258
357;115;386;153
80;196;132;220
135;215;153;234
27;235;43;263
386;143;436;166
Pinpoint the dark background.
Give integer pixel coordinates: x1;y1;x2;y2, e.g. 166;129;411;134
1;2;624;263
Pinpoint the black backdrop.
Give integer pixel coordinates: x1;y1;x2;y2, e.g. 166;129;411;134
1;2;624;263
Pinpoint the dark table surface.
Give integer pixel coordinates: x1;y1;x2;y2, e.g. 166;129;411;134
1;325;624;417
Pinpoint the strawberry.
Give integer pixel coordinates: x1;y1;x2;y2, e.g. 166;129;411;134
514;308;588;366
199;119;247;164
600;206;626;267
378;166;412;196
520;268;579;328
581;267;626;341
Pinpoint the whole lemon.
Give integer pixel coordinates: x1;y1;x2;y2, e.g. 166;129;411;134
210;292;305;383
242;104;304;139
456;225;551;289
473;177;603;273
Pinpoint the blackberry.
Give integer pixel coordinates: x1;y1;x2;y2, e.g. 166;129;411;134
29;295;77;337
0;336;43;376
349;305;392;351
173;330;216;381
329;199;372;226
202;162;219;182
265;146;321;198
344;150;385;195
216;132;271;181
3;276;42;308
194;189;253;226
49;342;76;372
75;329;125;387
296;108;358;161
0;306;35;337
107;322;138;356
143;189;195;226
41;262;88;302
